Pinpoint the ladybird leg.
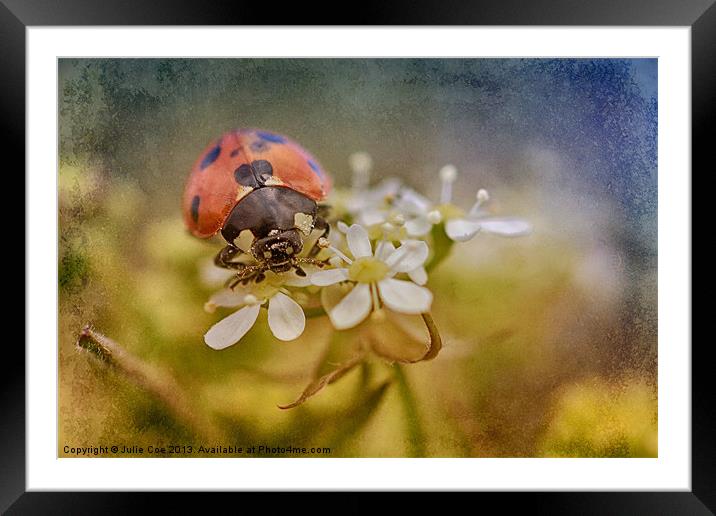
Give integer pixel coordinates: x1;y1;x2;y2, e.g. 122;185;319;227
214;244;237;268
306;214;330;258
228;275;242;290
226;264;250;289
227;264;265;289
215;244;250;270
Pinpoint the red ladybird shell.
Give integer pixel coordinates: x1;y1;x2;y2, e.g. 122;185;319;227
182;129;331;238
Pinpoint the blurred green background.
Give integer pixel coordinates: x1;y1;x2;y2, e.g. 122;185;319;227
58;59;657;458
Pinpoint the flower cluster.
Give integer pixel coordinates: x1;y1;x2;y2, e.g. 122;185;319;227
201;153;531;354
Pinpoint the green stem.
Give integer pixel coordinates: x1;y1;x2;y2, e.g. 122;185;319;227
304;306;327;319
425;224;455;273
393;363;426;457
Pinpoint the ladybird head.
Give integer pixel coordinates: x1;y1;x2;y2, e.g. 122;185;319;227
251;228;304;273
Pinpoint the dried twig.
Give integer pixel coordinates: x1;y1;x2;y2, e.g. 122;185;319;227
277;352;366;410
76;324;222;440
419;312;442;362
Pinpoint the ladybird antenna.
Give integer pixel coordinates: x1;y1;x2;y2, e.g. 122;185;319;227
294;257;328;268
228;263;266;289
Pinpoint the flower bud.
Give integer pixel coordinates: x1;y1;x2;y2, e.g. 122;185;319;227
349;151;373;174
389;212;406;226
427;209;442;224
439;164;458;183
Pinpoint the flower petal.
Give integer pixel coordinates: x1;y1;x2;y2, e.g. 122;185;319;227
310;268;350;286
207;287;251;308
320;283;348;314
337;221;350;233
378;278;432;314
375;241;396;262
204;304;261;350
296;228;323;258
372;178;402;198
407;266;428;286
478;217;532;236
328;283;372;330
198;259;236;287
282;275;311;287
445;218;482;242
267;292;306;341
368;313;433;363
385;240;429;272
358;209;387;227
281;266;322;287
395;187;433;215
346;224;373;258
405;216;433;236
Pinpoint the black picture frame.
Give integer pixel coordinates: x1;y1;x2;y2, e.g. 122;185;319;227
4;1;707;513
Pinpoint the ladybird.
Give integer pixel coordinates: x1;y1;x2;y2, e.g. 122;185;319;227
182;129;332;281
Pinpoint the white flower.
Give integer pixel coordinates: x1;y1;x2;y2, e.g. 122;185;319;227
310;224;432;330
396;164;531;242
203;271;310;349
335;220;426;285
347;178;402;222
343;151;402;220
393;186;443;236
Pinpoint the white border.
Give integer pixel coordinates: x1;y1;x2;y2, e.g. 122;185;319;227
28;27;691;491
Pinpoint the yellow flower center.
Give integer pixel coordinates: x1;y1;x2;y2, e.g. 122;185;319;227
367;223;407;242
436;203;465;220
262;270;287;287
348;257;390;283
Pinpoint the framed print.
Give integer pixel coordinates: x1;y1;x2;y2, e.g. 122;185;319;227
5;1;708;512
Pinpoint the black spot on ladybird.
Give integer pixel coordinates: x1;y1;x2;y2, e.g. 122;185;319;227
234;160;274;188
250;140;269;152
190;195;201;223
234;164;259;187
251;160;273;180
230;148;240;157
199;145;221;170
307;159;323;177
256;131;286;144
